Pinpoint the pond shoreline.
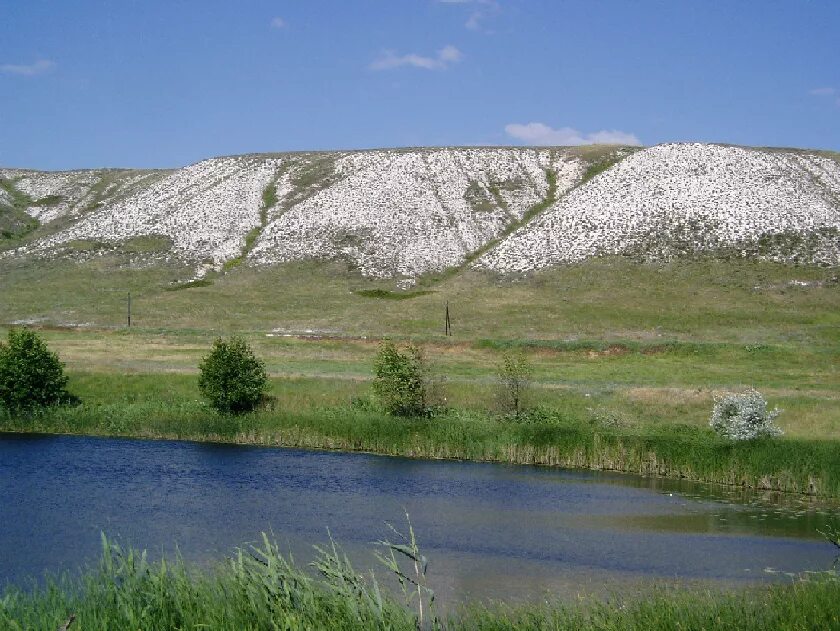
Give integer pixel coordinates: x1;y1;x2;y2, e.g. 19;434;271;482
2;430;839;630
3;409;839;499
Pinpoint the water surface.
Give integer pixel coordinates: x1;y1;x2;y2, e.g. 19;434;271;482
1;433;837;605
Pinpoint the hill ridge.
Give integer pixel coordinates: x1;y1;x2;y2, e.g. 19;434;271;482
2;143;839;281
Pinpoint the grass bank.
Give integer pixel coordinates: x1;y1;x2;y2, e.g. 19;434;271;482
2;534;838;630
4;400;840;497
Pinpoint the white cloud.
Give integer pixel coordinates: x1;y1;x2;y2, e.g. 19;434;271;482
437;45;462;63
505;122;641;146
809;87;840;108
0;59;55;76
370;45;463;71
438;0;499;32
270;17;286;29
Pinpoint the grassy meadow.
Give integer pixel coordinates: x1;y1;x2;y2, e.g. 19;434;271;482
1;255;838;493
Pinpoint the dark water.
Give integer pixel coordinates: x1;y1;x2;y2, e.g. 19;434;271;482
1;433;838;605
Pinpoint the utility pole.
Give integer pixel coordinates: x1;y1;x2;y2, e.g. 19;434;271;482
445;301;452;337
98;288;134;328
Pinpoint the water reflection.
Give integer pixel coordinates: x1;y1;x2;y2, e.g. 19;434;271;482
0;433;837;606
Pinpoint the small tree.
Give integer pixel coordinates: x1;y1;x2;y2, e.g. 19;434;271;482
0;328;76;412
372;341;428;417
496;349;532;419
709;388;783;440
198;336;267;414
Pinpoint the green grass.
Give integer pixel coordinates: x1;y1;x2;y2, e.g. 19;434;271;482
354;289;435;300
0;177;40;241
66;239;108;252
223;180;280;271
120;234;173;253
4;388;840;495
0;255;837;493
31;193;64;207
261;180;279;210
2;254;837;344
165;277;214;291
2;532;838;630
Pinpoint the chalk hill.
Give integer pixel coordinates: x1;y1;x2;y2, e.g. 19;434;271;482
2;143;839;281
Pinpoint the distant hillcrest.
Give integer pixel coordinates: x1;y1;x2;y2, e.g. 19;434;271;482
2;143;839;282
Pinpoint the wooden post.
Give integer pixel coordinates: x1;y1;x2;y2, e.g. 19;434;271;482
445;301;451;336
127;291;131;328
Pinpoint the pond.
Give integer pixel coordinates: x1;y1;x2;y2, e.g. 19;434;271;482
1;433;837;606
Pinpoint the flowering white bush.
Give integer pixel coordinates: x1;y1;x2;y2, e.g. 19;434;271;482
709;388;783;440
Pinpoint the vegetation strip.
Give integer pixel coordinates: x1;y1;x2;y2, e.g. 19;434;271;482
3;404;840;498
0;177;40;241
2;532;838;630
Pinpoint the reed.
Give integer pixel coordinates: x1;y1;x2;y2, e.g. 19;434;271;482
2;532;838;630
4;401;840;497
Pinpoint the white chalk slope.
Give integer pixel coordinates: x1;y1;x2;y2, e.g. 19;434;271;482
0;168;167;225
24;157;278;264
480;143;840;272
251;148;584;277
5;143;840;278
16;148;588;277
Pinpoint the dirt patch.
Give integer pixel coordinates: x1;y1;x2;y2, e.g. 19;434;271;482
625;386;709;404
586;344;630;358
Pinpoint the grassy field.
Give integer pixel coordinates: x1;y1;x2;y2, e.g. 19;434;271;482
1;254;838;341
1;256;838;493
3;533;838;630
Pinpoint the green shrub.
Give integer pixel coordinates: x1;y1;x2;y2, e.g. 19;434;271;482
372;340;428;417
0;328;77;412
198;336;267;414
496;349;532;419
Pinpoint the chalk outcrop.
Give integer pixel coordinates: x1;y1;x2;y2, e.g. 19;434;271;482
479;144;840;271
251;148;585;277
3;143;839;278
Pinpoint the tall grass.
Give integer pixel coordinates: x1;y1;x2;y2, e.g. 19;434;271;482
4;401;840;497
2;532;838;630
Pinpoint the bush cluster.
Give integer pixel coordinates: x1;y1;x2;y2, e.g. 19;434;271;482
0;328;76;412
198;336;268;414
1;327;788;451
371;341;429;417
709;388;783;440
496;349;532;418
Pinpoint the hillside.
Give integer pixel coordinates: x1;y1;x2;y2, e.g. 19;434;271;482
1;143;839;284
479;143;840;272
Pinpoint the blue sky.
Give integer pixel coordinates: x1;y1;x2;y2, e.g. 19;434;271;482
1;0;838;170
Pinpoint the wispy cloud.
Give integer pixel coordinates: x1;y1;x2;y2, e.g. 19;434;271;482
0;59;55;76
505;122;641;146
370;45;463;71
438;0;500;32
270;17;287;29
809;87;840;107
